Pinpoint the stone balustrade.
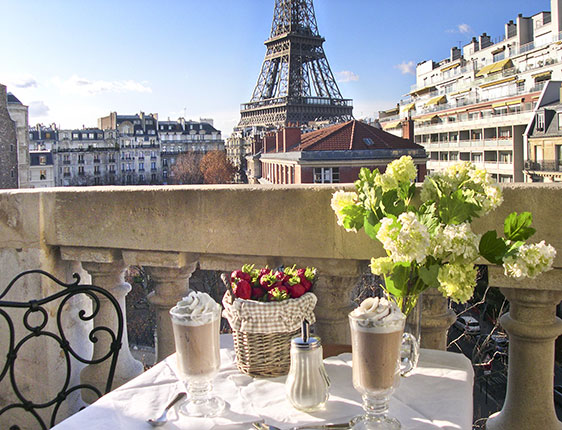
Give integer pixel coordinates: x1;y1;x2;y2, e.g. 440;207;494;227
0;183;561;429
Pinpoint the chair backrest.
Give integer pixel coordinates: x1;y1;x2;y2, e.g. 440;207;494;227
0;270;123;429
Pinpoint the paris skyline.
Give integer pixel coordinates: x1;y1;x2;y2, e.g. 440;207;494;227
0;0;547;135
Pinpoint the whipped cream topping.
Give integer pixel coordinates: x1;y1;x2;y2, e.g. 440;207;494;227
170;291;221;326
350;297;404;331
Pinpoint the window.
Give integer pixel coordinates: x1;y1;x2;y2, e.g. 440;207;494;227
40;170;47;180
493;51;505;62
45;132;51;139
163;159;168;167
89;133;94;139
121;163;125;172
94;165;100;175
78;166;85;175
72;133;79;139
94;177;101;185
471;153;483;162
499;152;512;163
151;162;157;170
536;113;545;131
78;155;84;164
558;113;562;130
94;155;100;163
363;138;374;146
313;167;339;183
109;164;116;173
63;167;70;177
139;162;144;171
151;173;157;182
10;144;14;152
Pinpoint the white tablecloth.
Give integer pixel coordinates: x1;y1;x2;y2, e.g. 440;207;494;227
53;336;473;429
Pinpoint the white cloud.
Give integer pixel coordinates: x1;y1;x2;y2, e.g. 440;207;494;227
52;75;152;95
446;23;472;34
336;70;359;83
1;74;38;89
394;61;415;75
29;101;50;117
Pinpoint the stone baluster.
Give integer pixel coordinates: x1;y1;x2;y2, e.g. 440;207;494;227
145;264;198;362
486;268;562;430
123;251;199;364
420;288;456;350
78;259;144;403
309;260;365;344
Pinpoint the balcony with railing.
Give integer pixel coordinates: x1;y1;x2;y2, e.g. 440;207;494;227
525;160;562;172
0;185;561;430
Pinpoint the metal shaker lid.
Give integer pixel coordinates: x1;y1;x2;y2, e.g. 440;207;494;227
291;319;321;350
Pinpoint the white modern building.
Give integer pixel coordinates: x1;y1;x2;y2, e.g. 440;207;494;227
380;0;562;182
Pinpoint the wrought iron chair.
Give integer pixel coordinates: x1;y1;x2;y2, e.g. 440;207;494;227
0;270;123;429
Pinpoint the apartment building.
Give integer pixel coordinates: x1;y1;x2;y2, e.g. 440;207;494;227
380;0;562;183
29;151;55;188
29;125;58;151
55;128;119;186
525;80;562;182
6;90;30;188
158;118;224;184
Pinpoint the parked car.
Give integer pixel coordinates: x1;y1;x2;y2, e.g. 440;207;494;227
476;333;509;354
554;385;562;406
454;315;481;335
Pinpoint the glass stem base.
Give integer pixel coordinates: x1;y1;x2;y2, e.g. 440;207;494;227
351;392;401;430
180;379;225;418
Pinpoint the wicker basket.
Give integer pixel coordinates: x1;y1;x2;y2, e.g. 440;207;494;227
222;290;317;377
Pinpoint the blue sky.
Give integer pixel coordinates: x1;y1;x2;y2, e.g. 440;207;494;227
0;0;550;136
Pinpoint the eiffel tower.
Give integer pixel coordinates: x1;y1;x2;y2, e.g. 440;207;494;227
239;0;353;128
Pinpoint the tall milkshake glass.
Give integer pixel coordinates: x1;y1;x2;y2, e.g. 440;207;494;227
349;297;415;430
170;291;225;417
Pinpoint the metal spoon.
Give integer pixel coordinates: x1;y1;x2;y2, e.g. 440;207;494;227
253;421;350;430
147;392;187;427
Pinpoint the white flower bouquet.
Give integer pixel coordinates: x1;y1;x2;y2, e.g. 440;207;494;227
331;156;556;313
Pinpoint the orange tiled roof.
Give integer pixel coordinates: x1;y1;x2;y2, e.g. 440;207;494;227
292;120;421;152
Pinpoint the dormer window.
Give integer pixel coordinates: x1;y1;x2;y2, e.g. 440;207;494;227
536;113;545;131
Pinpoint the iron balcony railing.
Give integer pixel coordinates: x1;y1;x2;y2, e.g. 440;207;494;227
524;160;562;172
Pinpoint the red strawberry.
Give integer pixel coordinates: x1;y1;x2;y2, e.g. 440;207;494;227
259;268;271;276
297;268;306;277
288;283;306;298
233;279;251;300
301;278;312;291
268;285;289;301
252;286;266;299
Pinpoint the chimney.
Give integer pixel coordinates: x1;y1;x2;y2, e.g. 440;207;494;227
401;119;414;142
275;129;283;152
479;33;492;49
283;127;301;151
450;46;461;61
0;84;7;109
470;37;480;53
505;20;517;39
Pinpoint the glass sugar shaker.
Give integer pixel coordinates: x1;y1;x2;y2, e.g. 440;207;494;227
285;320;330;411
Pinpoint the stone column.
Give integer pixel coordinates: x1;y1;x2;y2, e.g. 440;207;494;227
309;259;365;345
79;260;143;403
145;264;197;362
123;251;200;364
486;268;562;430
420;288;456;350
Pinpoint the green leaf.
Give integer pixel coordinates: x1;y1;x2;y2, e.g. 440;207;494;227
384;263;411;296
341;205;365;231
438;189;479;224
479;230;509;265
418;202;439;234
418;264;440;289
363;212;380;240
504;212;536;242
381;190;406;217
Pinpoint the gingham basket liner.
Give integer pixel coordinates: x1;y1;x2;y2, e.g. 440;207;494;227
222;291;317;334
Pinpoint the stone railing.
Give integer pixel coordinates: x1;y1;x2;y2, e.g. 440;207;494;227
0;183;561;430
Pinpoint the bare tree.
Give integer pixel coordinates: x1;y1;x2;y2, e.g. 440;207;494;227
170;152;204;184
199;150;236;184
